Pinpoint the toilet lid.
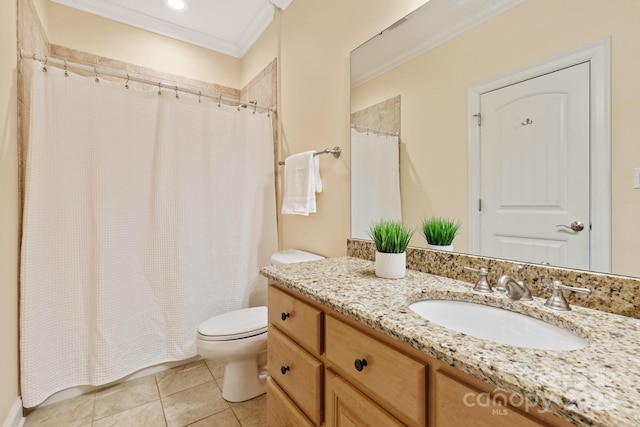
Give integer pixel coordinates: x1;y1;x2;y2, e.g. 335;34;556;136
198;306;267;341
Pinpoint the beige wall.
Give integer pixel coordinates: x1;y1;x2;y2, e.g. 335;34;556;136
32;0;49;34
241;17;279;89
0;0;20;421
276;0;427;257
44;2;242;89
352;0;640;276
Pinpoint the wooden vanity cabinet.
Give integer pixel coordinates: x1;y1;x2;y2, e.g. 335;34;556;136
325;315;427;427
267;286;324;425
267;283;573;427
325;369;404;427
432;370;550;427
268;286;323;355
266;377;315;427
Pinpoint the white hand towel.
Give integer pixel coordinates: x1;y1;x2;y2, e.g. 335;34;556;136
281;151;322;215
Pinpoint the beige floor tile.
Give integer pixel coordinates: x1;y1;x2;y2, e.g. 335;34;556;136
93;375;160;420
162;380;229;427
185;408;241;427
204;358;225;381
156;360;213;397
24;393;95;427
93;400;165;427
229;394;267;427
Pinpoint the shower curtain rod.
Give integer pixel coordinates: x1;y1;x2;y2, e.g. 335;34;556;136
351;124;399;137
20;49;276;114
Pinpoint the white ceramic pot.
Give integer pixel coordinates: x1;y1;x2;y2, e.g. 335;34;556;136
375;251;406;279
426;244;453;252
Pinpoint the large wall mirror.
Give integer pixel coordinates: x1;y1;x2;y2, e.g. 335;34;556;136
350;0;640;278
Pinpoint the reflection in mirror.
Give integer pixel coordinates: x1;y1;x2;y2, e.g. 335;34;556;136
351;0;640;277
350;96;401;240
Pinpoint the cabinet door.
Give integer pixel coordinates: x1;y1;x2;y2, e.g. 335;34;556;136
269;285;323;355
434;370;547;427
268;326;323;425
267;377;315;427
325;370;403;427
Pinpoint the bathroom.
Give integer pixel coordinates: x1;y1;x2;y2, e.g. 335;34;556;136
2;0;640;426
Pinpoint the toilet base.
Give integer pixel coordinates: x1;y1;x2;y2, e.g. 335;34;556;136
221;357;266;402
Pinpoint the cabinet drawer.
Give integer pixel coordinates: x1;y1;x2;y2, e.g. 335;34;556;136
325;369;404;427
267;377;315;427
325;315;427;427
269;285;323;355
268;326;323;425
434;370;546;427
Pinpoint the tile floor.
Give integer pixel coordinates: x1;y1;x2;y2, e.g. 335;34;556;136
24;360;266;427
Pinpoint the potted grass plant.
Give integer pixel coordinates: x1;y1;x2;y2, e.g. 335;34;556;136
368;220;413;279
421;217;460;251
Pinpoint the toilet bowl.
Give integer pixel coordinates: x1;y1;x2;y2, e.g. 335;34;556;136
196;249;324;402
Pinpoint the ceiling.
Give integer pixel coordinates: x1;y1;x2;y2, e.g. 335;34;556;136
51;0;293;58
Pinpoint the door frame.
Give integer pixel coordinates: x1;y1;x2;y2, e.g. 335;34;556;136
467;39;611;273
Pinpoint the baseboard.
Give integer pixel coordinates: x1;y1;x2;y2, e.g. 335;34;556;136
2;398;25;427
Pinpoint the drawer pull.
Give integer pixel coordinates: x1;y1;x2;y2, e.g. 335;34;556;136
280;365;290;375
354;359;368;372
281;312;291;321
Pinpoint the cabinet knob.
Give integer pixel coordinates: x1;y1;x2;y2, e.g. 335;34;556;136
280;365;290;375
354;359;368;372
281;312;290;321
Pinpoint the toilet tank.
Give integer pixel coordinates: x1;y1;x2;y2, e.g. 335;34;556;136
270;249;324;265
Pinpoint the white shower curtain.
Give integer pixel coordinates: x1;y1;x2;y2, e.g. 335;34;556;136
20;61;277;407
351;128;402;240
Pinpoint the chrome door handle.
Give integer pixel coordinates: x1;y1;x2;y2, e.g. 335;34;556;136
556;221;584;232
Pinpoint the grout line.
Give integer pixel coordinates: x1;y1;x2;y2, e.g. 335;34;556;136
90;391;97;424
154;375;169;427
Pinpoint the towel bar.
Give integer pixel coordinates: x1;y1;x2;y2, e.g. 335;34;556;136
278;146;341;165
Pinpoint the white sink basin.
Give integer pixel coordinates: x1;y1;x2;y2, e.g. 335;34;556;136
409;300;587;351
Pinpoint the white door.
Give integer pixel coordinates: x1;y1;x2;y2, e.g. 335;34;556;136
479;62;590;270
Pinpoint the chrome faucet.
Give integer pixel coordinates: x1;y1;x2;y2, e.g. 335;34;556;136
496;266;533;301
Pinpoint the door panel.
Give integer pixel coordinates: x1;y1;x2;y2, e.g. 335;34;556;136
479;62;590;270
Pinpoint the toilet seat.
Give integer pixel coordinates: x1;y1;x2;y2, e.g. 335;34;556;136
198;306;267;341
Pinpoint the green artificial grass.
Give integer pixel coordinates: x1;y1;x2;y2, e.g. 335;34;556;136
368;220;414;253
421;217;460;246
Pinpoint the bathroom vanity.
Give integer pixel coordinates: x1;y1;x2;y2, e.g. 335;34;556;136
261;257;640;427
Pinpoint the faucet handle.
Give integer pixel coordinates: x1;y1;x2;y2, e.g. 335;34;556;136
544;280;592;311
463;266;492;293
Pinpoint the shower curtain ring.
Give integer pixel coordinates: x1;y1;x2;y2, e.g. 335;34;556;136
125;74;129;89
158;82;162;96
94;68;99;83
41;56;48;72
198;91;201;103
218;95;222;107
175;85;179;99
251;100;257;115
63;60;68;77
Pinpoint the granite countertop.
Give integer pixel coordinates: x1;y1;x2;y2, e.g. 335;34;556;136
260;256;640;427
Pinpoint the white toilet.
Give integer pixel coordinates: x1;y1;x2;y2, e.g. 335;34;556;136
196;249;324;402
